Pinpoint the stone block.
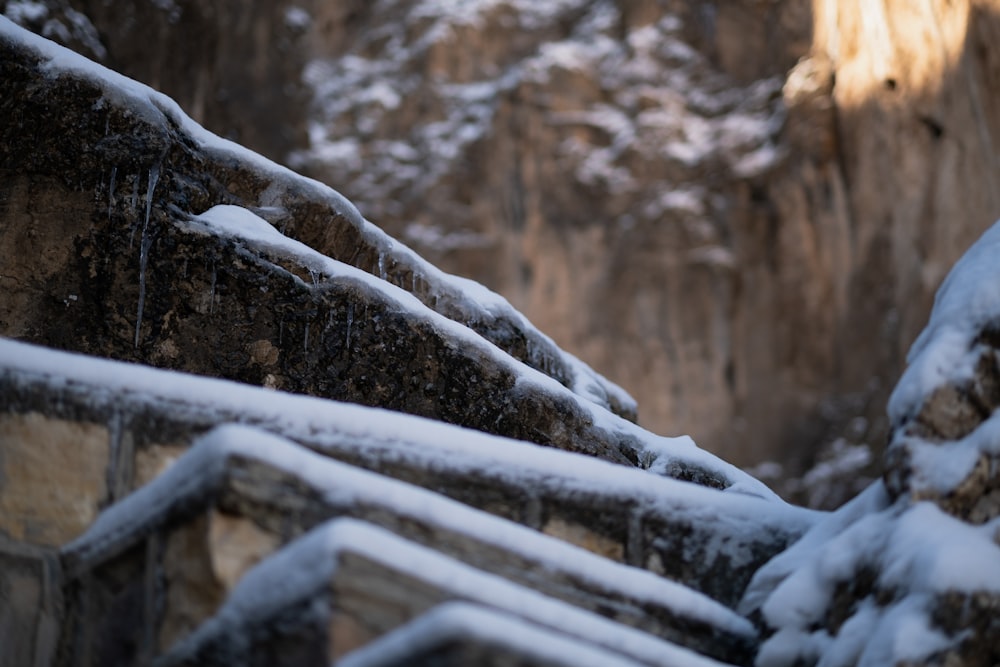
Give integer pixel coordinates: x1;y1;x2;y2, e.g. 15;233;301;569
1;342;813;612
0;544;59;667
61;426;757;664
159;519;737;667
0;412;109;546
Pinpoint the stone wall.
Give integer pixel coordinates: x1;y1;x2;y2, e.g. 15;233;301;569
13;0;995;487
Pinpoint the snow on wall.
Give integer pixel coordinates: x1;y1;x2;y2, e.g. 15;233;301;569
744;484;1000;666
1;338;817;547
740;219;1000;666
0;15;636;421
337;601;648;667
889;218;1000;426
63;423;760;641
166;513;733;667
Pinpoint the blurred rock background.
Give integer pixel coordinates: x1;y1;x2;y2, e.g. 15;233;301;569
6;0;999;508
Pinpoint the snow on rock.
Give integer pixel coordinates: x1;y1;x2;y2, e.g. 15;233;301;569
741;221;1000;666
888;218;1000;429
337;602;649;667
0;337;804;533
60;420;773;643
0;15;635;423
292;2;785;224
884;218;1000;522
181;202;758;489
746;489;1000;666
164;514;735;667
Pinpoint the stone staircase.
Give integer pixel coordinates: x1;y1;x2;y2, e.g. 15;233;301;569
1;342;818;666
0;19;820;666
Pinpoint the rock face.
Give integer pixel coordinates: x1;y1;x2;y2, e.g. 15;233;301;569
740;219;1000;666
0;19;797;667
12;0;998;489
0;16;667;467
2;16;999;667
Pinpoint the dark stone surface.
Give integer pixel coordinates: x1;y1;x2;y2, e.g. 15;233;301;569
0;30;648;475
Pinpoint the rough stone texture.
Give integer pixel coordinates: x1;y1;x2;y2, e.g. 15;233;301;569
3;10;996;665
0;413;109;546
885;327;1000;524
54;429;758;664
0;543;60;667
1;348;810;614
741;219;1000;665
0;12;636;425
0;32;658;477
157;519;721;667
295;0;1000;485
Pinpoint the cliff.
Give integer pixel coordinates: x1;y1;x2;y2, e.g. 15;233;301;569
12;0;998;504
1;13;999;667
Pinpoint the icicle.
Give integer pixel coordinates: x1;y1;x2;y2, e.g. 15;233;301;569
134;234;151;348
134;165;160;348
378;252;386;281
144;164;159;229
107;166;117;222
128;174;141;248
106;410;123;499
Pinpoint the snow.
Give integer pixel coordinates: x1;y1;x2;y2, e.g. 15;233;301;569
169;513;734;667
740;218;1000;666
889;218;1000;423
4;1;47;24
4;340;809;554
402;223;492;251
884;218;1000;496
0;15;363;231
186;206;700;482
283;6;311;31
338;602;648;667
743;482;1000;666
892;414;1000;496
63;423;763;642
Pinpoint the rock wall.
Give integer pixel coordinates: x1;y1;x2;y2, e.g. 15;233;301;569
2;15;998;667
0;19;809;667
5;0;1000;502
754;0;1000;489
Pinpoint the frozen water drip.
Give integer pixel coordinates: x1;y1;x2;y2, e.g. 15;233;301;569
134;164;159;348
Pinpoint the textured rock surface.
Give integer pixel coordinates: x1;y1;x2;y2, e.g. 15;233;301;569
1;339;809;607
15;0;1000;488
740;220;1000;666
54;425;758;664
288;0;1000;481
1;13;998;667
0;20;667;473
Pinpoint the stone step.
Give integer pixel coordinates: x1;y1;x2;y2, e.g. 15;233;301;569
1;338;817;608
155;518;738;667
335;602;651;667
58;425;757;666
